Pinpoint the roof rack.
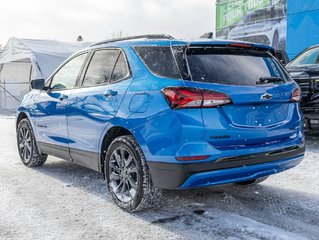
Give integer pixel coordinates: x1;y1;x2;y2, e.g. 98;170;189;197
90;34;175;47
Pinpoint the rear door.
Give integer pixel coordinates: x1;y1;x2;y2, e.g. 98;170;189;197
183;46;300;148
67;48;132;170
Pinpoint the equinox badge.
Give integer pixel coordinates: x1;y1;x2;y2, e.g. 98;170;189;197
261;93;273;100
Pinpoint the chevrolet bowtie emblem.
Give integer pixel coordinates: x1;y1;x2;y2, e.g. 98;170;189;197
261;93;273;100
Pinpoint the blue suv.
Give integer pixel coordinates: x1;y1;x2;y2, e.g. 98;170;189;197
16;35;305;211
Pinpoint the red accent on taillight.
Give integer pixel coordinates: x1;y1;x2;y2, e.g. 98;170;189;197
291;87;302;102
229;43;253;48
176;155;211;161
162;87;202;109
162;87;231;109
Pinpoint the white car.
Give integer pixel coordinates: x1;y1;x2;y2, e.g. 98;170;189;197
228;6;286;49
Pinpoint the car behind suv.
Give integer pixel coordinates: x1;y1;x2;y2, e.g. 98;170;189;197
286;45;319;132
16;35;305;211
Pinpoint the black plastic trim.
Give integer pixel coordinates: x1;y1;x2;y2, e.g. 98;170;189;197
148;145;305;189
38;142;71;161
70;148;100;172
38;142;100;172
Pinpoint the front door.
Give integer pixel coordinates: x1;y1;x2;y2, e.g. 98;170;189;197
33;52;89;159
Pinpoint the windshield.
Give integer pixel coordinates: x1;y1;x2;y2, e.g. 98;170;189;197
186;48;289;86
288;47;319;67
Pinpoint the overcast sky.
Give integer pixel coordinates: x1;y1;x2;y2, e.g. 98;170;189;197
0;0;216;45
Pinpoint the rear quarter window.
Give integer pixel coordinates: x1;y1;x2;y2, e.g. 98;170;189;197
134;46;182;79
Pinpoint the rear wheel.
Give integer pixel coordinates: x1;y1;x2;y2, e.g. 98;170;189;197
105;135;161;212
17;118;47;167
236;176;269;185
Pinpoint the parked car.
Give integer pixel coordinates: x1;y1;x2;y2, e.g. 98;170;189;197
16;35;305;211
286;45;319;132
228;5;286;49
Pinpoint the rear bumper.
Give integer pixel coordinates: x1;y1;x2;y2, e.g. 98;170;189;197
148;145;305;189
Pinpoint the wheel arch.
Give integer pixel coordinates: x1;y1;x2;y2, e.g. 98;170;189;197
99;125;134;175
16;111;29;128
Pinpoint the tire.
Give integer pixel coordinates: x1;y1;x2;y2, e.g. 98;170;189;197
17;118;47;167
236;176;269;185
105;135;161;212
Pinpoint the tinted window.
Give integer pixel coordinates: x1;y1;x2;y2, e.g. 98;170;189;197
187;48;287;86
135;46;181;79
83;49;120;86
110;52;130;83
172;46;190;80
50;53;88;90
288;47;319;66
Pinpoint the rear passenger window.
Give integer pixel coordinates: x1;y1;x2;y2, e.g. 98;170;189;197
83;50;119;87
134;46;182;79
110;52;130;83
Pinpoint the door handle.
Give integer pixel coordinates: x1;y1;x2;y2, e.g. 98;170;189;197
104;90;118;97
59;94;68;101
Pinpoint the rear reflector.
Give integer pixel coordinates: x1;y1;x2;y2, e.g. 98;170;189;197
176;155;211;161
162;87;231;109
291;87;301;102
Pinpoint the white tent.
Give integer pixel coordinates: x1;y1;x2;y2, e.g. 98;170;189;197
0;37;91;110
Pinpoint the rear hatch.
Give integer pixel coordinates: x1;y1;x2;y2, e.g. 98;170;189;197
176;44;301;148
134;42;301;149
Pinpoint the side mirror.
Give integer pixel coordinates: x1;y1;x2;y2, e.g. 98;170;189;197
30;79;45;90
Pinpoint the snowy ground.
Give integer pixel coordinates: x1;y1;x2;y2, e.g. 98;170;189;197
0;115;318;240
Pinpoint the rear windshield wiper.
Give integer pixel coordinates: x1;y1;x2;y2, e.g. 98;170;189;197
256;76;284;85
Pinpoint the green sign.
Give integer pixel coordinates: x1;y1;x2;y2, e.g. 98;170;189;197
216;0;270;30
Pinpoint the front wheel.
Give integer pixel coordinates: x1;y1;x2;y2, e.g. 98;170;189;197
17;118;47;167
236;176;269;185
105;135;161;212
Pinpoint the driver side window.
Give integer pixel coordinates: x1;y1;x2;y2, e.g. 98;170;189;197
50;53;88;90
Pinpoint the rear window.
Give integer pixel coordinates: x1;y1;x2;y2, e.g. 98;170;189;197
135;45;288;86
134;46;182;79
186;48;288;86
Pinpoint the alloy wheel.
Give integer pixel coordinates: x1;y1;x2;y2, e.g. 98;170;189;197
109;147;138;203
18;126;32;163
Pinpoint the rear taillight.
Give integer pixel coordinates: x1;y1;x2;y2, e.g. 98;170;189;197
291;87;302;102
162;87;231;109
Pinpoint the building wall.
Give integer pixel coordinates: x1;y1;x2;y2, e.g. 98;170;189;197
287;0;319;59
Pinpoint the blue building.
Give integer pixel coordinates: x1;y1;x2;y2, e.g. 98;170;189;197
287;0;319;59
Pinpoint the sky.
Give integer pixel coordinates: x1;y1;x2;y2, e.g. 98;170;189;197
0;0;216;46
